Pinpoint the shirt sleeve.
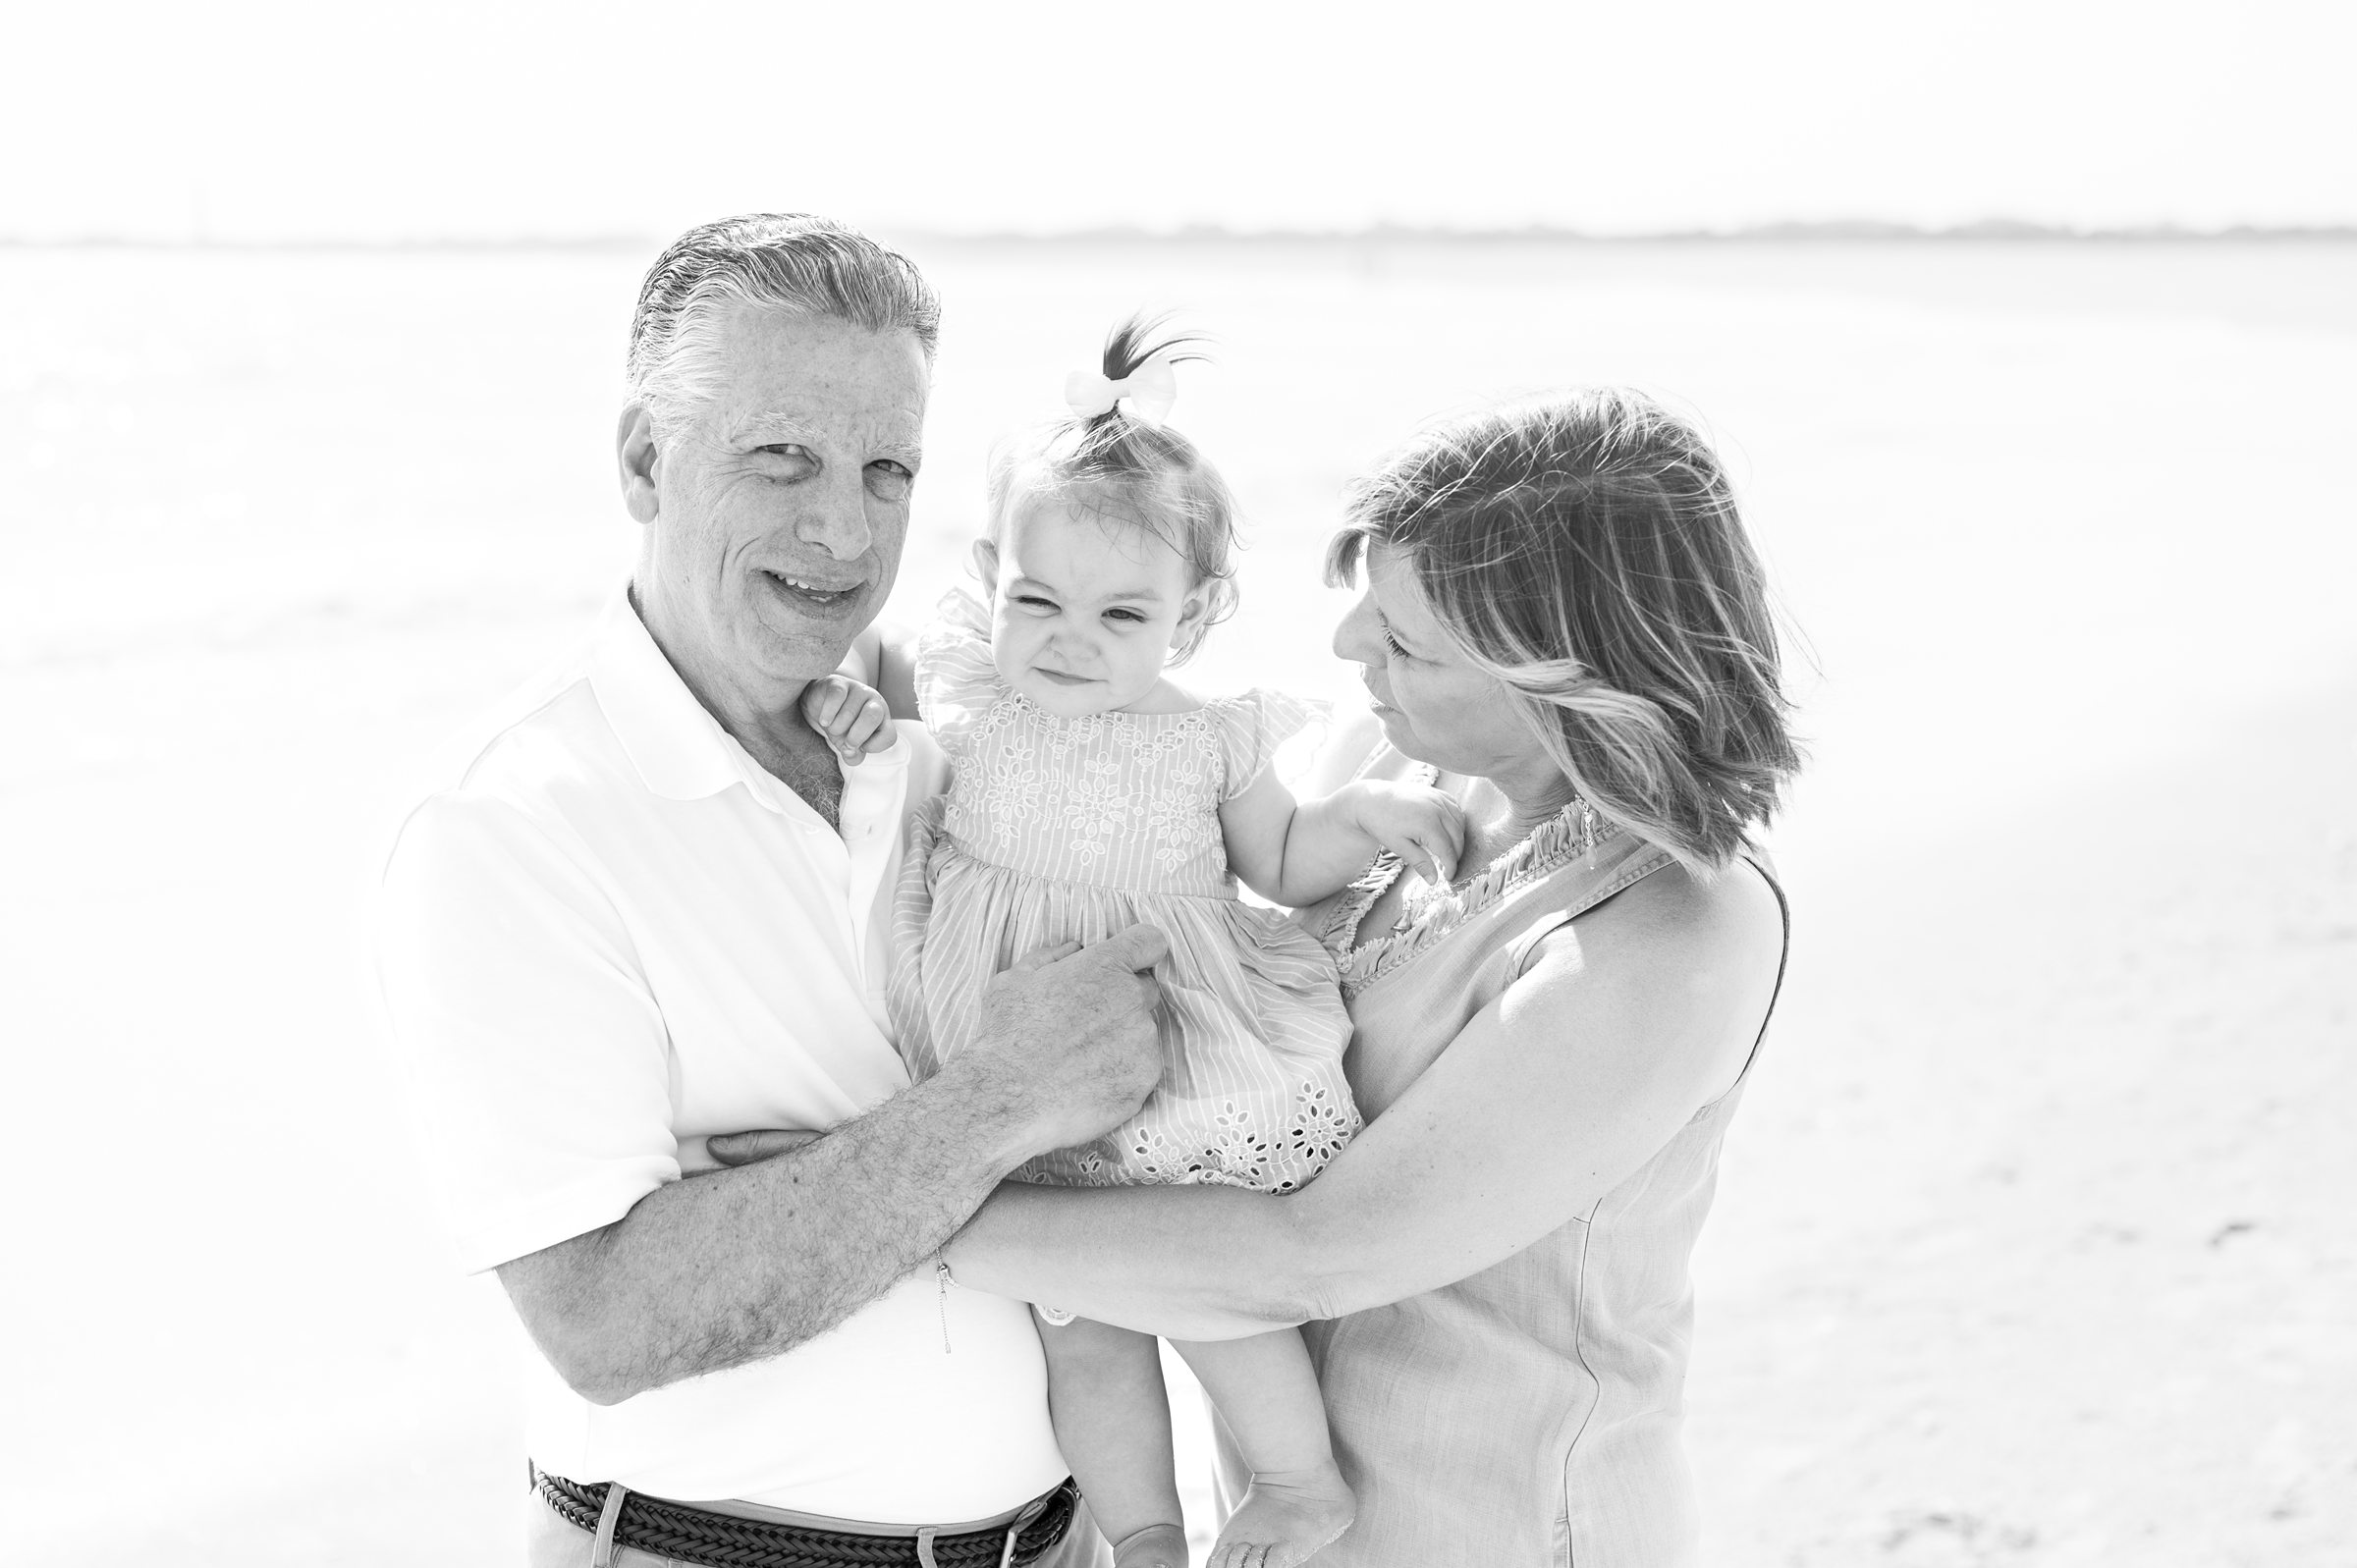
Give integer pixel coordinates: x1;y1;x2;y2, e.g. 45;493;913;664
374;790;680;1275
1211;689;1328;801
910;588;1006;759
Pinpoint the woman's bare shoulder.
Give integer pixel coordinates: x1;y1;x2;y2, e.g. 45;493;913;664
1507;853;1785;1092
1586;852;1785;963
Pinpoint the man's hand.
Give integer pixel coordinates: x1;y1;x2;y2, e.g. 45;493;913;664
800;675;897;766
511;924;1173;1404
713;924;1170;1171
1343;781;1468;886
963;924;1169;1156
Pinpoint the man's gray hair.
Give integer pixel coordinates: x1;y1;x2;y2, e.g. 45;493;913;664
626;213;941;438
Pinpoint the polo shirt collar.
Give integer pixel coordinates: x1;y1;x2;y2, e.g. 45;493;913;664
587;586;909;816
585;589;754;801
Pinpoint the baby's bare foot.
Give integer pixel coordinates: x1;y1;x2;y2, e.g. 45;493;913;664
1207;1462;1354;1568
1111;1522;1189;1568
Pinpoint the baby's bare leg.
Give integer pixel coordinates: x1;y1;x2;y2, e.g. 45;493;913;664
1173;1331;1354;1568
1037;1312;1189;1568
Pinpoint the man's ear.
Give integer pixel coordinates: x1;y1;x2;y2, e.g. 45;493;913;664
618;405;661;525
970;536;1000;593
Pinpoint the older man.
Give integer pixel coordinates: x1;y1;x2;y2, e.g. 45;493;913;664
375;214;1162;1566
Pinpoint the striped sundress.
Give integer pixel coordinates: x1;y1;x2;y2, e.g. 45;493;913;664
888;589;1359;1194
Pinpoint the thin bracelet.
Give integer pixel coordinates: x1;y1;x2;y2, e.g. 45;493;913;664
934;1254;958;1354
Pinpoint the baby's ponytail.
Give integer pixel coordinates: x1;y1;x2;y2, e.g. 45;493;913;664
991;313;1241;666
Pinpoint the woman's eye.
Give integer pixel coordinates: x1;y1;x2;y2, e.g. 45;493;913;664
1380;622;1413;660
865;460;913;502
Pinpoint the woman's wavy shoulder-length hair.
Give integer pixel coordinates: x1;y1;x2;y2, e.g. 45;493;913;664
1328;389;1802;874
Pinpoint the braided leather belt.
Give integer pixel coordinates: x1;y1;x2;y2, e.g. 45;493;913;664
534;1467;1078;1568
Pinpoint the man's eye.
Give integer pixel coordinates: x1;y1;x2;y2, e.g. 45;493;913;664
755;444;810;460
865;460;913;502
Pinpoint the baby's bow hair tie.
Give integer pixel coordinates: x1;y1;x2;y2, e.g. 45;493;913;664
1064;356;1179;426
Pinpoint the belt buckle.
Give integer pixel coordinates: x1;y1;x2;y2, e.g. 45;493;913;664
918;1520;1019;1568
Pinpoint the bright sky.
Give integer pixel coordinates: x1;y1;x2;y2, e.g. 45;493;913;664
14;0;2351;242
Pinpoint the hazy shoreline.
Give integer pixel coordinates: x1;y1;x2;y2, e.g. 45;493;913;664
9;223;2357;252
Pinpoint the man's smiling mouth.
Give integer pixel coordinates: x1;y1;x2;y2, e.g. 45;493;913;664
762;569;861;608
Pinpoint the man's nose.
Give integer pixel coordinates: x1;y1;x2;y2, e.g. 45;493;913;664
796;467;873;561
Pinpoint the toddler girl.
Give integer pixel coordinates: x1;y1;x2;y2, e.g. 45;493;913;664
805;319;1462;1568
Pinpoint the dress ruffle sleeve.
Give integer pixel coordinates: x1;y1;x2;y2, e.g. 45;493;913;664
1210;689;1327;801
911;588;1005;759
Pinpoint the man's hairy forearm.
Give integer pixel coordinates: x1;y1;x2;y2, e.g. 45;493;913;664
503;1058;1029;1405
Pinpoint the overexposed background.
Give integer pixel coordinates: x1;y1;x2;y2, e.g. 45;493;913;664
5;4;2353;1564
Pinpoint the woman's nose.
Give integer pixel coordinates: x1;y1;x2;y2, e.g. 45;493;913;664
1333;589;1380;664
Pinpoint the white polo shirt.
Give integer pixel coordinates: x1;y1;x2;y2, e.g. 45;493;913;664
373;590;1068;1522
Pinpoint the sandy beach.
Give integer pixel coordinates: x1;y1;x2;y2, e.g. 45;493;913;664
3;236;2349;1564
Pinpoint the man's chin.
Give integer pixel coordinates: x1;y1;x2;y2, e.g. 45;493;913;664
741;608;875;689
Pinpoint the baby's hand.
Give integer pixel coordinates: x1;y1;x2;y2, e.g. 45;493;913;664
800;675;896;766
1345;781;1467;886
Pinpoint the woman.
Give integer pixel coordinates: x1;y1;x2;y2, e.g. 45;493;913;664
946;386;1799;1566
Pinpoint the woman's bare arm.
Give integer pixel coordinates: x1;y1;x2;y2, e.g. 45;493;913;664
942;861;1785;1338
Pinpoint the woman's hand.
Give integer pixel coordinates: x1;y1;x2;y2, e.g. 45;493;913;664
707;1128;821;1166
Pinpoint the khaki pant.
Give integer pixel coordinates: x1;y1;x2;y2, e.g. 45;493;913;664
523;1481;1111;1568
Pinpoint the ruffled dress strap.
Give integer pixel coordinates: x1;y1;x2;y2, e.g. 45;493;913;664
911;587;1006;760
1207;689;1326;800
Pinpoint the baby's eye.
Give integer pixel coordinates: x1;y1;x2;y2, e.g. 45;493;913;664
1013;594;1058;613
1104;608;1147;624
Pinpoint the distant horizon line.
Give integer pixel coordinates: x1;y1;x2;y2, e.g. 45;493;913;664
5;218;2355;252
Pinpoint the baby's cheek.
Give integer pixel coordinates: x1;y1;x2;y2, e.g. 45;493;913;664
988;620;1029;680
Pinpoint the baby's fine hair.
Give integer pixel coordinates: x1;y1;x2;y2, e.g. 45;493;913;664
985;314;1240;665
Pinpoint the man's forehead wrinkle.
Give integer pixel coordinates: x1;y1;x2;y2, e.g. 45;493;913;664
722;403;924;458
725;409;827;444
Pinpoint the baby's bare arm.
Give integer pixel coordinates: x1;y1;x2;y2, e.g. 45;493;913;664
843;622;922;721
1219;771;1466;905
